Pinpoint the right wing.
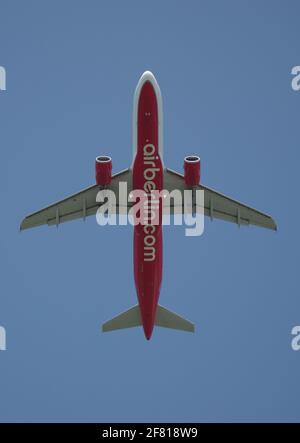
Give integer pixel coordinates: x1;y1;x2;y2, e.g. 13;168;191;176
20;169;132;231
164;168;277;231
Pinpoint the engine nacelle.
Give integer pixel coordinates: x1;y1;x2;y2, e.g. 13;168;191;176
95;156;112;186
184;155;201;186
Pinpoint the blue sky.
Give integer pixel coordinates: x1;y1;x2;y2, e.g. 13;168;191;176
0;0;299;422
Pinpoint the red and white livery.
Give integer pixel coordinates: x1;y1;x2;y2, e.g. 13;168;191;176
21;71;277;340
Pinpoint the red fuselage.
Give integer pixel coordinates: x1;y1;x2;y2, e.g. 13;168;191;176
132;80;163;340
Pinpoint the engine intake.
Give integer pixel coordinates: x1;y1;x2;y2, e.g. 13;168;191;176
184;155;200;186
95;156;112;186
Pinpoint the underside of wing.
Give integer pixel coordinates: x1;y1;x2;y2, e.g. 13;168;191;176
164;168;277;231
20;169;132;231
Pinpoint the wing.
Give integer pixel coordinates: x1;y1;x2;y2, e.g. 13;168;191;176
20;169;132;231
164;168;277;231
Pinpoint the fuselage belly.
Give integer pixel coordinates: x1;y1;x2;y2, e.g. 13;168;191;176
132;77;163;339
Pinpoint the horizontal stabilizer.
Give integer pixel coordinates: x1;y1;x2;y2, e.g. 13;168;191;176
155;305;195;333
102;305;141;332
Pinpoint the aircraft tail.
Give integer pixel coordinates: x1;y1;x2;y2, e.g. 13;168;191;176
102;304;194;333
155;305;195;332
102;305;141;332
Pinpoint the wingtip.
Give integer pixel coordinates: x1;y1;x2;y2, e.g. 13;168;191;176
19;219;25;232
19;217;29;232
271;217;278;232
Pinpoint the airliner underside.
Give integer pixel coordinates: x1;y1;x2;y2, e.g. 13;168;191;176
20;71;276;340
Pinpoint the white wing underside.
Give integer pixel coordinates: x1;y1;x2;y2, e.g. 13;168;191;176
20;169;132;230
163;169;277;231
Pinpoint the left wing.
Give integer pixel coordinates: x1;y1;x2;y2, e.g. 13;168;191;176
20;169;132;231
164;168;277;231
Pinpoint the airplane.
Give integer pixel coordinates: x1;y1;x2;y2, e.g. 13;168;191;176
20;71;277;340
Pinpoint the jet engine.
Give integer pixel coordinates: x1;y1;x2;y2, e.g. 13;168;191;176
184;156;200;186
95;156;112;186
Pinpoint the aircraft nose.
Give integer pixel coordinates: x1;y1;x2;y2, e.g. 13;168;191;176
138;70;158;89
